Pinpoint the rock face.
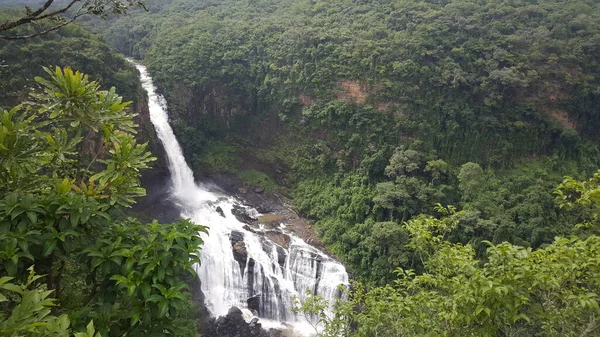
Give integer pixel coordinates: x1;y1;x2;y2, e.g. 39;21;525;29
131;100;178;224
264;231;291;249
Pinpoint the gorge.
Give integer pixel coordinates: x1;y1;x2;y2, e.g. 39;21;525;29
134;62;349;334
2;0;600;335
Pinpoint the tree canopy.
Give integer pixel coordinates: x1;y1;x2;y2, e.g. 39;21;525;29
84;0;600;285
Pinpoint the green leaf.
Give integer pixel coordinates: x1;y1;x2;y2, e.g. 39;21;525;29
0;282;23;294
86;320;95;336
140;283;151;298
49;110;61;119
57;178;71;195
158;299;169;317
145;294;162;303
43;240;57;257
26;211;37;224
4;260;16;276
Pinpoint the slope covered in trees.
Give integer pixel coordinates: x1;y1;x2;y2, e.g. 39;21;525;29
295;184;600;337
104;0;600;161
93;0;600;285
0;10;144;108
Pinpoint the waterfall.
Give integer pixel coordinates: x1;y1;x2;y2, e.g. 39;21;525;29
133;62;348;334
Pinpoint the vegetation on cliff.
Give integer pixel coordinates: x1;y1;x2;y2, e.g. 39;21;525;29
95;0;600;284
0;10;144;109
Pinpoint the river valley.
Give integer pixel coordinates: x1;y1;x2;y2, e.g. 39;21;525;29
134;62;349;336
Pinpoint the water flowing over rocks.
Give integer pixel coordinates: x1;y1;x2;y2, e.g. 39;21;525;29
134;61;348;336
232;204;258;224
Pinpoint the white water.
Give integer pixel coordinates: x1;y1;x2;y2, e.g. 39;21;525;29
134;63;348;334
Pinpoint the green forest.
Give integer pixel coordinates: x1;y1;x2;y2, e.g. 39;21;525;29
2;0;600;336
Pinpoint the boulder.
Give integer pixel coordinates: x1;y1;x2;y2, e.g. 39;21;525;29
216;206;225;217
264;231;291;249
232;204;257;224
228;306;244;319
247;294;260;312
243;224;257;233
209;306;271;337
230;231;248;271
267;329;283;337
249;317;263;336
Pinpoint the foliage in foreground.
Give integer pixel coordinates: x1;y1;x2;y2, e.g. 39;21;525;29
0;267;100;337
0;67;205;336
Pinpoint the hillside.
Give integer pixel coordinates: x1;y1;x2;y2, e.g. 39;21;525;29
91;0;600;284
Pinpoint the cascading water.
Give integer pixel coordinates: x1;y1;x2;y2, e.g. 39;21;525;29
133;62;348;334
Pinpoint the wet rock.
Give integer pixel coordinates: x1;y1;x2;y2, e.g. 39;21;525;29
247;295;260;312
264;231;291;249
217;315;228;326
256;205;272;214
230;231;248;272
232;204;257;224
276;246;287;268
260;237;273;255
232;241;247;267
254;186;265;193
267;329;283;337
249;317;261;332
243;224;257;233
257;214;285;225
203;173;334;257
216;206;225;217
228;306;244;318
249;317;263;336
246;258;256;291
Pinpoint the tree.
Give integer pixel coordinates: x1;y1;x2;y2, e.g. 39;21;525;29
0;0;146;40
556;169;600;230
425;159;449;184
384;147;423;178
303;204;600;337
458;162;486;201
0;67;205;336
